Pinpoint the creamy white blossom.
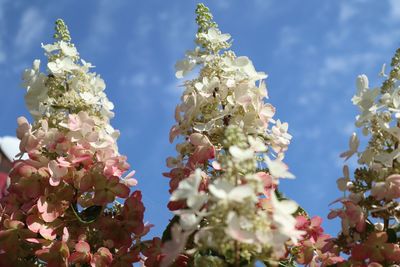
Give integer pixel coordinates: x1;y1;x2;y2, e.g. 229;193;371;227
265;156;295;179
199;27;231;44
208;179;254;203
171;169;208;211
164;4;300;265
340;132;359;160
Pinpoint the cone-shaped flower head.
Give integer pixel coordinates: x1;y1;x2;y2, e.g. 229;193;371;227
159;4;306;266
328;48;400;266
0;19;147;266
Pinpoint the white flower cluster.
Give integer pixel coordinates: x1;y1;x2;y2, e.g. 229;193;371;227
170;127;302;263
17;20;130;193
343;65;400;168
163;5;301;265
172;33;291;153
336;55;400;225
329;48;400;265
21;25;119;153
22;38;115;132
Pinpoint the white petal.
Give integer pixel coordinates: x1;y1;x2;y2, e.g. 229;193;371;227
229;146;253;161
208;179;232;199
356;74;369;91
228;185;254;202
265;157;295;179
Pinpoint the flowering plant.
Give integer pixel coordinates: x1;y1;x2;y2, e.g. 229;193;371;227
328;49;400;266
138;4;342;267
4;3;397;267
0;20;148;266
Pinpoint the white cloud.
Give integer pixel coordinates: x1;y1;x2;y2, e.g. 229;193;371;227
339;2;357;23
84;0;125;53
0;0;9;63
278;26;300;50
14;7;46;53
253;0;272;10
118;72;163;112
249;0;275;23
215;0;231;10
323;53;380;75
342;121;356;136
331;149;358;169
324;57;348;73
305;126;321;140
158;8;194;57
274;26;316;58
367;30;400;48
120;72;161;88
135;16;154;39
290;124;322;141
297;91;323;107
304;52;382;87
304;183;326;201
0;52;5;63
325;27;351;48
0;0;8;20
126;7;194;70
389;0;400;20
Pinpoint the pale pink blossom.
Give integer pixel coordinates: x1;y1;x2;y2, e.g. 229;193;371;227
160;224;191;267
371;174;400;200
48;159;69;186
188;133;215;166
340;133;359;161
225;211;256;244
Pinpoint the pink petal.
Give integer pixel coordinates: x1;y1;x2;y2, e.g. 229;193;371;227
68;114;81;131
18;164;37;177
76;241;91;253
48;160;68;186
39;225;56;240
62;227;69;243
310;216;323;227
212;161;221;170
49;176;61;186
16;116;30;139
114;183;130;198
37;197;48;213
41;211;59;223
169;125;180;143
123;178;138;187
123;170;136;179
189;133;211;146
57;157;71;167
26;215;42;233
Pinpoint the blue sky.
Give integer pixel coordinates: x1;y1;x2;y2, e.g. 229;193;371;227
1;0;399;239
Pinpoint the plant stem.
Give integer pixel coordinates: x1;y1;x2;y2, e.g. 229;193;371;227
235;240;240;267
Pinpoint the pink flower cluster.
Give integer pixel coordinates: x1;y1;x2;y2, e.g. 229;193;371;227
1;5;400;267
293;216;344;266
327;49;400;266
0;173;7;199
0;20;148;266
158;4;307;266
0;113;147;267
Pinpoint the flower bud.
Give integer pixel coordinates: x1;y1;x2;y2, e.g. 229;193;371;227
356;74;369;91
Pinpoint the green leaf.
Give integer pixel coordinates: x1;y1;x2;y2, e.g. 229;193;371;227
71;203;103;224
161;215;180;242
387;228;397;243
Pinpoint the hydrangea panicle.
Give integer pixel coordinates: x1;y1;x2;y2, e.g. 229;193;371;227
329;46;400;266
0;19;148;266
156;3;337;266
